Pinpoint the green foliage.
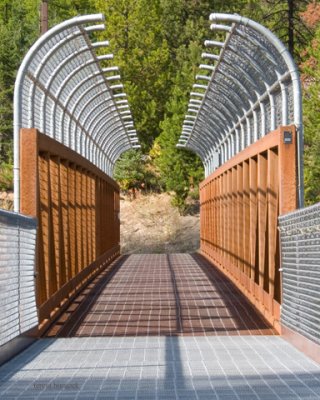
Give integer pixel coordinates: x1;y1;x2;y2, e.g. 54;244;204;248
113;149;161;193
0;0;319;208
94;0;171;150
260;0;312;61
0;161;13;191
302;24;320;204
0;1;38;165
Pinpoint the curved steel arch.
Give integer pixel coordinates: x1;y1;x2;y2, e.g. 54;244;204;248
177;13;303;207
14;14;140;212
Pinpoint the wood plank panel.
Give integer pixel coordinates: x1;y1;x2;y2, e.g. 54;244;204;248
19;129;121;328
199;126;298;329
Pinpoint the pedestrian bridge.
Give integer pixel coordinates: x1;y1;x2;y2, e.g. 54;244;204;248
1;12;320;400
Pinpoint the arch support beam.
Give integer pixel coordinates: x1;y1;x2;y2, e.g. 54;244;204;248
177;13;303;207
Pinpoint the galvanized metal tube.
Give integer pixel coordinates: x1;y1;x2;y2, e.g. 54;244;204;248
209;13;304;207
14;14;105;212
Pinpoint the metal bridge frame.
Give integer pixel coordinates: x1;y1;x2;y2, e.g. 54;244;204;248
177;13;303;208
14;14;140;212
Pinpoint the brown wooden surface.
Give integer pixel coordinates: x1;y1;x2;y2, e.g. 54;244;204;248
20;129;120;331
199;126;297;331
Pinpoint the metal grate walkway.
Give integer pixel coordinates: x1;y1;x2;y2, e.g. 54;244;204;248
46;254;275;337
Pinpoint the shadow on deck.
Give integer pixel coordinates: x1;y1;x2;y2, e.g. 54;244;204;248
45;253;275;337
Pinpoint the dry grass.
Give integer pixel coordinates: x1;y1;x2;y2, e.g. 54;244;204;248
0;191;14;211
120;192;200;254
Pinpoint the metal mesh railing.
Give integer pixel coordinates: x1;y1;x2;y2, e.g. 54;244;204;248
279;203;320;345
178;13;303;208
14;14;140;211
0;210;38;346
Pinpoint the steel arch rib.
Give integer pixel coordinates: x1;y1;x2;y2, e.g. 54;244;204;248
178;12;303;206
61;71;114;138
14;14;105;211
49;52;112;140
14;14;140;211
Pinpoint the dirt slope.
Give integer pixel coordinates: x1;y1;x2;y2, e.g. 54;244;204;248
120;192;200;254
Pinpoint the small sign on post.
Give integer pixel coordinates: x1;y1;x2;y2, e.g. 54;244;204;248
283;131;293;144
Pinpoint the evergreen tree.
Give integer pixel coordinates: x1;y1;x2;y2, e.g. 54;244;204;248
261;0;313;60
0;0;38;163
301;9;320;204
94;0;171;150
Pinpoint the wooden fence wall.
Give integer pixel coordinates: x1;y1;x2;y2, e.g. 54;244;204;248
200;126;297;331
20;128;120;333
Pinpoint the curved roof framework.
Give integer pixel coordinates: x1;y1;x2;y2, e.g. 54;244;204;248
14;14;140;211
177;13;303;208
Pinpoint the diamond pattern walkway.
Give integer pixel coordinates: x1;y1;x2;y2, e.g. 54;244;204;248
46;253;274;337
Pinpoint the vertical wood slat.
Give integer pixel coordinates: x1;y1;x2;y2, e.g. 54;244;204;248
101;180;106;253
237;164;243;273
81;170;88;270
199;126;297;330
223;173;227;263
91;175;97;260
50;156;62;290
249;158;258;282
60;160;69;285
87;173;92;265
39;154;50;303
68;164;77;279
213;180;216;253
257;153;267;290
95;177;101;257
232;167;237;270
47;155;58;297
219;177;221;253
207;182;212;249
268;149;279;299
227;171;232;267
75;167;82;273
243;161;250;277
20;129;120;330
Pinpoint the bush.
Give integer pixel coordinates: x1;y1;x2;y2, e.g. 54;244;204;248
0;162;13;191
114;149;162;194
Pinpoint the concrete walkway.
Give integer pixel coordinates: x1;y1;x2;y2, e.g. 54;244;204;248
1;336;320;399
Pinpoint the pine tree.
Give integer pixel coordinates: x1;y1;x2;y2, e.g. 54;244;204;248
262;0;313;60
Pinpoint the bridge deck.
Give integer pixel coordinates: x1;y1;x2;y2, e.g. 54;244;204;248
2;254;320;400
46;253;275;337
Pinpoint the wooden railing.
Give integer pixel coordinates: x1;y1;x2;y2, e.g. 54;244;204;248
20;128;120;333
200;126;297;331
